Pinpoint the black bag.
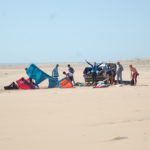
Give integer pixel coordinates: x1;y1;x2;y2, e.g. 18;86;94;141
130;79;134;86
4;82;18;90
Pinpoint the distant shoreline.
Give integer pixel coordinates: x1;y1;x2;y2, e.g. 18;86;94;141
0;58;150;67
0;62;85;66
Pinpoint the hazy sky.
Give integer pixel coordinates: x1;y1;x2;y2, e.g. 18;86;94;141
0;0;150;63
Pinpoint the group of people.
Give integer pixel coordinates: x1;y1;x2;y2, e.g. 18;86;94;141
116;63;139;85
52;64;75;85
85;60;139;85
51;61;139;86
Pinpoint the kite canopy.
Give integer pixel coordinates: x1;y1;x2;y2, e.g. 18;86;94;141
16;77;36;89
57;77;73;88
4;64;73;90
26;64;58;88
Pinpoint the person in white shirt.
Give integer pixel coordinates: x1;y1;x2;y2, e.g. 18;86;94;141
63;71;74;83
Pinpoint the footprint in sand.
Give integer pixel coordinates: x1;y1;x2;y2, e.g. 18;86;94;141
110;136;128;141
102;136;128;143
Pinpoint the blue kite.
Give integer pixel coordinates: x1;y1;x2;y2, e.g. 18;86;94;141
26;64;58;88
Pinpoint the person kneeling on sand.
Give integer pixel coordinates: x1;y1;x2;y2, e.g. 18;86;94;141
63;71;74;84
129;65;139;85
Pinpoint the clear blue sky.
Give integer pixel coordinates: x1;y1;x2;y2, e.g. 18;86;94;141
0;0;150;63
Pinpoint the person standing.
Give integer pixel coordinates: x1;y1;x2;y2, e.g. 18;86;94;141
52;64;59;80
85;60;101;85
129;65;139;85
67;64;75;85
106;65;114;84
116;62;124;84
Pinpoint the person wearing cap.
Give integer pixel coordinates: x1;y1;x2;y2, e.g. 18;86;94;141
52;64;59;80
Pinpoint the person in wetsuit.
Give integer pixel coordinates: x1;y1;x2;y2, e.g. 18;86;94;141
85;60;102;85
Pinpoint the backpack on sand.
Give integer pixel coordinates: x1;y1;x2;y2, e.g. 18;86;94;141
130;79;134;86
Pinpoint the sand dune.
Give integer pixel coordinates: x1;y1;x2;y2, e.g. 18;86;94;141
0;58;150;150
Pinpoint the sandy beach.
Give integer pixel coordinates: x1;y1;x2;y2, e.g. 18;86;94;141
0;58;150;150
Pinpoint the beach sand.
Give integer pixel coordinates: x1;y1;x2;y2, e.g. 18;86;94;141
0;58;150;150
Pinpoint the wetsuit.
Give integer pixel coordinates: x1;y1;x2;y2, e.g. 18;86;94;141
86;61;101;84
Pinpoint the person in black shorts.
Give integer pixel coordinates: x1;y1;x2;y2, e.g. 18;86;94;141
106;66;114;84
